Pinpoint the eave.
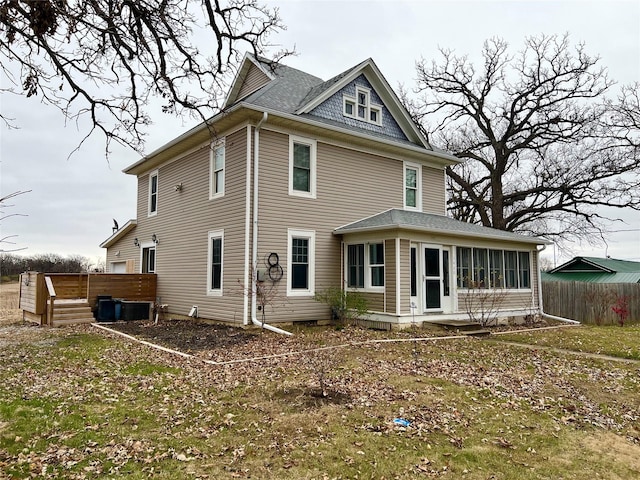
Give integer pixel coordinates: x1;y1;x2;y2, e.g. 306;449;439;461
123;103;461;177
333;223;550;246
100;219;137;249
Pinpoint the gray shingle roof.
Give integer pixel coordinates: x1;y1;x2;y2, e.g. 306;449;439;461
239;62;324;113
333;209;550;245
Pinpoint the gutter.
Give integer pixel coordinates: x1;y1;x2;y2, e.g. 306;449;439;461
537;244;580;325
250;112;293;336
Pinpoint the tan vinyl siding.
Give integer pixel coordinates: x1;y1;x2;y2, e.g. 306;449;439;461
457;291;535;312
422;166;446;214
384;239;396;314
398;239;411;313
361;292;384;312
256;129;426;322
105;236;139;273
134;128;249;323
237;64;271;100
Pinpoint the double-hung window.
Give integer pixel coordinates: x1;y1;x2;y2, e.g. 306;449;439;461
346;242;384;290
404;162;422;211
207;230;223;295
289;136;317;198
287;229;315;296
210;140;225;199
148;170;158;216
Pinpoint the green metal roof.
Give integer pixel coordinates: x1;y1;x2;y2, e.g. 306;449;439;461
542;271;640;283
544;256;640;283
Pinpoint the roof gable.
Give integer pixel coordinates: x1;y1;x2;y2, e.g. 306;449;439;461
295;58;430;148
306;74;409;143
549;256;640;274
223;53;275;108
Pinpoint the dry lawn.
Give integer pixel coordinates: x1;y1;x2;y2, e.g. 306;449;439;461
1;282;640;479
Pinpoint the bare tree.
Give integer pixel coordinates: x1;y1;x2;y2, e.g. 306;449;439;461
0;0;290;155
408;34;639;246
0;190;29;252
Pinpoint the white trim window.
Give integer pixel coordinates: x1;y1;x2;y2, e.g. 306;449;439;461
346;242;385;290
456;247;531;290
141;243;156;273
404;162;422;211
209;140;225;199
289;136;317;198
287;229;315;296
343;86;383;126
148;170;158;216
207;230;224;295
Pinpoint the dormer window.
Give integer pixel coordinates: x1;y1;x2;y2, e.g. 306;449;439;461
343;86;382;126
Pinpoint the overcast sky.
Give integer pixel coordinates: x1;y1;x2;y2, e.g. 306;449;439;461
1;0;639;267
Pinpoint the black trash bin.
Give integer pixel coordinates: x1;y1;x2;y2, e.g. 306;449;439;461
93;295;112;319
97;299;116;322
121;301;151;321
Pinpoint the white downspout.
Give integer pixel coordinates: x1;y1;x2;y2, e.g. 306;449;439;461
537;244;580;324
251;113;293;336
243;125;252;325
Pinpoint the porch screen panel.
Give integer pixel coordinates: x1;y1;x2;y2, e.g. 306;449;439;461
456;247;471;288
425;280;440;309
347;244;364;288
504;251;518;288
518;252;531;288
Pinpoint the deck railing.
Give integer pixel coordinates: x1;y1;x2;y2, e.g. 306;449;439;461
19;272;157;325
44;276;57;326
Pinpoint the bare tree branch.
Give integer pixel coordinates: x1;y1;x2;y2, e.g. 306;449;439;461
408;34;639;246
0;0;292;156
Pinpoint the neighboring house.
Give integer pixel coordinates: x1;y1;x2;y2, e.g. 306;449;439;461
100;54;550;329
543;257;640;283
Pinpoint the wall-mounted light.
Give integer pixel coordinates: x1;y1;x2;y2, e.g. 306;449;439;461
134;237;140;247
115;250;121;257
174;182;183;192
151;233;159;245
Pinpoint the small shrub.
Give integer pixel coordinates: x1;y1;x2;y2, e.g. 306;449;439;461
314;287;369;324
612;295;629;327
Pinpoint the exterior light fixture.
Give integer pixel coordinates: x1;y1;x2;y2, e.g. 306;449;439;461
152;234;159;245
134;237;140;247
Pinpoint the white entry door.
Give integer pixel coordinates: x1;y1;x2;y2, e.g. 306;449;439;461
422;245;452;312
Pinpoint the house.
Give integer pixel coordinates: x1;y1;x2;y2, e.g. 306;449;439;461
100;54;550;330
543;257;640;283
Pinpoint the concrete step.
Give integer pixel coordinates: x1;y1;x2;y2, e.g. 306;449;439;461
461;329;492;337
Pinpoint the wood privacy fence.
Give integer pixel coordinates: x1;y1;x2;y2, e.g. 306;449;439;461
542;281;640;324
19;272;157;324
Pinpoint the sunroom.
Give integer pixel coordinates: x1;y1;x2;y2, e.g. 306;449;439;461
333;209;550;326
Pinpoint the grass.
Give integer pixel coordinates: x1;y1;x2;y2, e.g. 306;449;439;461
1;283;640;478
495;324;640;360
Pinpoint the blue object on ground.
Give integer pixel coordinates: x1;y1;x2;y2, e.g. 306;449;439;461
393;418;411;427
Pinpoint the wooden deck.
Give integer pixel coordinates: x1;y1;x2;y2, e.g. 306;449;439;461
19;272;157;327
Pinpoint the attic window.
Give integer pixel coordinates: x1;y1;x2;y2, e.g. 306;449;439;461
343;86;383;126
